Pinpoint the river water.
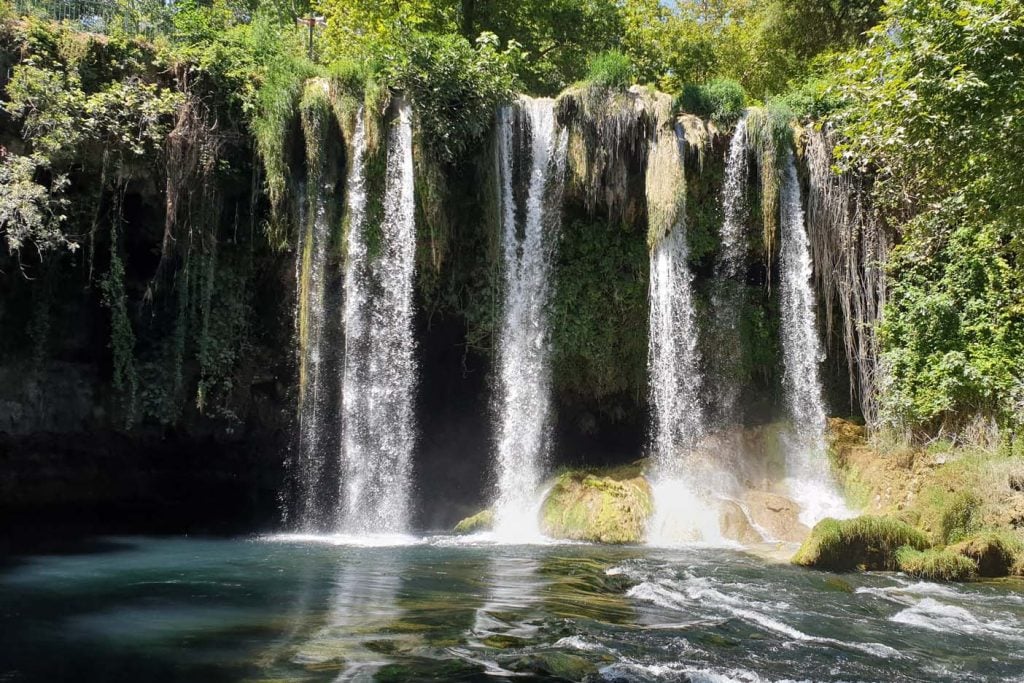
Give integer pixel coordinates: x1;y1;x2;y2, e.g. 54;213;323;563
1;536;1022;682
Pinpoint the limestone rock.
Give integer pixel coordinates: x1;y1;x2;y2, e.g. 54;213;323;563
540;464;652;544
742;491;810;543
719;500;764;545
453;508;493;534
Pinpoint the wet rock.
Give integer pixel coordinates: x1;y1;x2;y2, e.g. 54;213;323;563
482;634;529;649
719;500;764;544
453;508;493;534
540;464;652;544
822;576;854;593
742;491;810;543
508;652;598;681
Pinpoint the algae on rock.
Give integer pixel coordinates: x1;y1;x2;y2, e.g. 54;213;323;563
540;464;653;544
453;508;494;534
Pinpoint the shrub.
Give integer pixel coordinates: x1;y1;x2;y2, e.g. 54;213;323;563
585;50;633;90
386;31;517;164
677;79;746;125
896;546;977;581
792;515;931;571
775;77;842;120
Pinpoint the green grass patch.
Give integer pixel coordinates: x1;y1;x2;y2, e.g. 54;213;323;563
950;532;1024;578
585;50;633;90
896;546;977;581
792;515;931;571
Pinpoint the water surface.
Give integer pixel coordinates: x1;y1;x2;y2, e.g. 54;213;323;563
1;536;1022;682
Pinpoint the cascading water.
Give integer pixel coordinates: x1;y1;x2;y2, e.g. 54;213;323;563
645;126;721;544
710;116;749;427
293;87;340;530
778;149;850;526
338;100;417;535
491;97;567;539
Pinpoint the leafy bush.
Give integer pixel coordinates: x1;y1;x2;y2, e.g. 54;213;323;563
775;76;842;119
585;50;632;89
385;31;518;164
678;79;746;124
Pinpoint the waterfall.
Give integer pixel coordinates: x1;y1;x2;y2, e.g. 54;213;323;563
779;150;850;526
293;88;340;531
645;127;721;544
338;101;417;535
491;96;567;539
711;117;749;427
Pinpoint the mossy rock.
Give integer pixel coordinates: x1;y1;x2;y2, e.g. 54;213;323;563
792;515;931;571
506;652;598;680
896;545;977;581
453;508;494;534
481;634;529;649
950;532;1024;577
540;464;652;544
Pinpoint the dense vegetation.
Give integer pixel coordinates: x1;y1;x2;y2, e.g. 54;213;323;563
0;0;1021;452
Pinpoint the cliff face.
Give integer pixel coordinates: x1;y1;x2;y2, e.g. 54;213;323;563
0;22;876;532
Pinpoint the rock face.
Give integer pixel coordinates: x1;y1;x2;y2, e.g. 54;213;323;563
742;491;809;543
719;500;764;544
540;465;653;544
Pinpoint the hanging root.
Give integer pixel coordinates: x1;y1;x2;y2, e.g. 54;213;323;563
804;125;890;424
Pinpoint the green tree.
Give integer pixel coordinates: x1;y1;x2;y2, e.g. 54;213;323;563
834;0;1024;436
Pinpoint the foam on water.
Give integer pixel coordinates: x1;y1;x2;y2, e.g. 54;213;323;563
265;533;424;548
890;597;1024;642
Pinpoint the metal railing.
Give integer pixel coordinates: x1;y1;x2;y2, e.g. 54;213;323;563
12;0;174;36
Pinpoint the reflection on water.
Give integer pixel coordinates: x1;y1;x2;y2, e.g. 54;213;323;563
1;536;1023;682
293;554;406;680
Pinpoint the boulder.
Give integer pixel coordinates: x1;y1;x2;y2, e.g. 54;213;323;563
540;465;652;544
742;491;809;543
506;652;598;681
453;508;494;534
719;500;764;545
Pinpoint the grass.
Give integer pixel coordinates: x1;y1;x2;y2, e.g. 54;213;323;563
792;515;931;571
950;532;1024;577
677;79;747;125
896;546;977;581
585;50;632;90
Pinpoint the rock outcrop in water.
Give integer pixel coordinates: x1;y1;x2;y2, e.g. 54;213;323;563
540;464;653;544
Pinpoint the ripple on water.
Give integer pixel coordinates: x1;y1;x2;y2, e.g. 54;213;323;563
891;597;1024;642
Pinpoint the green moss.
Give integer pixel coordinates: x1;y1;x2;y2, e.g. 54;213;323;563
896;546;977;581
540;465;653;544
507;652;598;680
950;532;1024;578
792;515;931;571
453;509;494;534
482;634;528;649
550;216;648;403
